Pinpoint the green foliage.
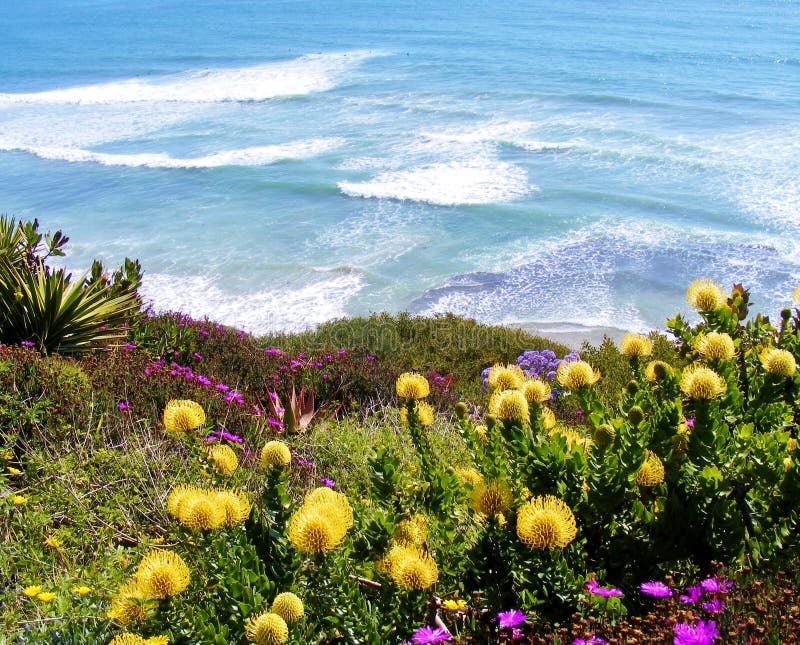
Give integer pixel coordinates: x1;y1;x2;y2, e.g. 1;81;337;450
0;216;142;354
263;312;571;402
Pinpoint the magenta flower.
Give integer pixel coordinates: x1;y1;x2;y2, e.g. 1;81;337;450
700;577;733;593
673;619;717;645
686;417;695;428
117;400;131;411
584;578;623;598
640;581;673;597
701;598;726;613
497;609;527;628
20;340;35;348
320;477;336;488
411;625;451;644
679;584;704;604
572;637;607;645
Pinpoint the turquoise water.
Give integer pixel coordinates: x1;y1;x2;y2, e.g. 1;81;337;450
2;1;799;333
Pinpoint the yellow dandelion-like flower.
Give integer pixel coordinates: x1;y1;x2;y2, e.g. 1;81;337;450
686;278;726;311
470;479;513;516
454;466;484;487
213;489;251;526
287;506;349;553
399;400;435;427
166;484;202;518
393;515;428;547
395;372;430;400
144;638;169;645
270;592;304;624
162;399;205;433
636;450;665;487
620;333;653;358
516;495;577;549
644;360;672;382
549;426;592;451
72;585;93;596
487;364;525;391
696;332;736;361
133;550;191;599
7;466;22;475
206;444;238;475
443;599;467;611
521;379;551;404
260;441;291;468
556;360;600;390
178;493;226;531
11;494;27;505
488;389;530;424
44;536;62;548
794;285;800;305
760;347;797;378
107;582;156;625
36;591;56;602
679;365;727;399
108;635;147;645
23;585;42;597
540;406;556;430
303;487;354;529
245;611;289;645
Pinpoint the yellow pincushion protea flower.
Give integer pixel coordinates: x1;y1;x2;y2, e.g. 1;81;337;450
178;493;226;531
620;333;653;358
556;360;600;390
260;441;291;468
245;611;289;645
166;484;201;518
303;487;354;529
399;400;435;427
454;466;484;486
696;332;736;361
270;592;304;624
382;544;439;590
686;278;726;311
760;347;797;378
488;389;530;424
486;364;525;391
206;444;239;475
287;504;350;554
144;637;169;645
549;426;592;451
679;365;727;400
516;495;577;549
540;406;556;430
393;515;428;547
470;479;513;516
521;378;551;404
636;450;665;487
162;399;205;433
133;550;191;599
644;360;672;382
214;489;251;526
107;582;157;625
108;635;147;645
395;372;430;400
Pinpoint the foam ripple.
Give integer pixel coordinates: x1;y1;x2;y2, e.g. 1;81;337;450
1;138;344;168
338;159;532;206
0;51;378;105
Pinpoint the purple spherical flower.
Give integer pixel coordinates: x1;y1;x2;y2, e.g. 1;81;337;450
640;581;673;597
497;609;527;628
673;619;717;645
411;625;451;644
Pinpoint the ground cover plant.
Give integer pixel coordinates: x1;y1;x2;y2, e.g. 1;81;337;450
4;219;800;644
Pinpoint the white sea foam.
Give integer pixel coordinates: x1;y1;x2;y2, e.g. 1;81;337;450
1;138;344;168
338;159;533;206
0;51;379;105
142;270;364;334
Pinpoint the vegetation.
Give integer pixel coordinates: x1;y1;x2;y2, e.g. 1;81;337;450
3;218;800;644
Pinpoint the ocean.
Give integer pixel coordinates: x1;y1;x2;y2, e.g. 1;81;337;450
2;0;799;336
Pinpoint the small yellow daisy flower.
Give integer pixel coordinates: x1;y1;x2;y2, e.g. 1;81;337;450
36;591;56;602
23;585;42;598
442;599;467;611
72;585;93;596
11;495;27;505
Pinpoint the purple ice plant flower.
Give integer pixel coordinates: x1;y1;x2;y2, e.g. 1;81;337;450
20;340;35;348
584;578;623;598
411;625;451;644
117;400;131;411
264;348;284;356
701;598;726;613
496;609;527;628
296;458;315;468
700;577;733;594
640;581;673;597
680;584;704;605
673;620;717;645
320;477;336;488
686;417;695;428
571;637;608;645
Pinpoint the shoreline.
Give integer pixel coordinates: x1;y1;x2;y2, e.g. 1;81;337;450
512;321;637;351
